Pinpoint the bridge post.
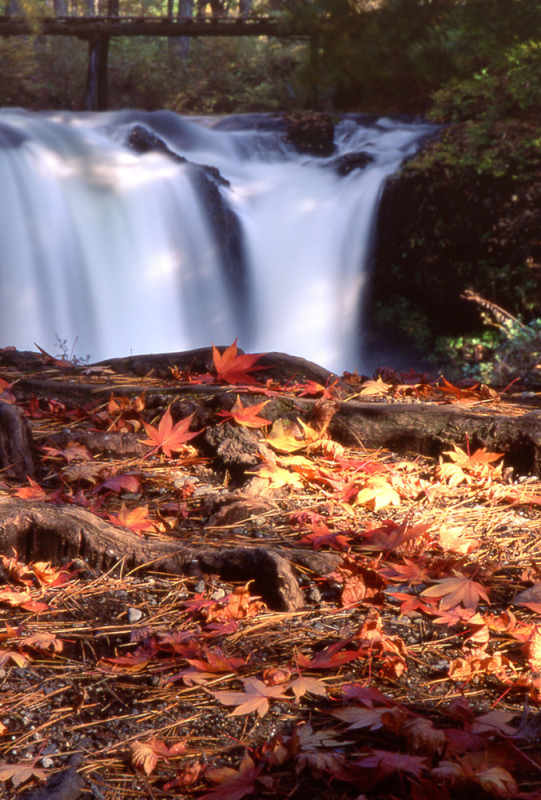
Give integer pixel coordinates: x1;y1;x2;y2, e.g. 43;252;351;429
84;35;110;111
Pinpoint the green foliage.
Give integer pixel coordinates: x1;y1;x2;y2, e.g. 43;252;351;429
163;38;304;113
435;320;541;386
373;296;432;352
0;37;87;108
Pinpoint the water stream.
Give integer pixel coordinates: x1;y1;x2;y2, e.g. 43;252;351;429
0;109;435;372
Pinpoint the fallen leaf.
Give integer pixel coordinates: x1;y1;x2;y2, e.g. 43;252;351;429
266;418;308;453
356;477;401;511
0;650;30;669
107;504;154;534
94;474;142;494
140;407;201;457
249;461;304;489
131;737;186;776
216;396;270;428
212;677;287;717
20;632;63;655
421;572;491;610
296;639;364;670
213;339;265;385
14;477;48;501
200;751;264;800
331;705;391;731
471;710;518;736
286;674;327;700
0;762;47;787
402;717;446;756
292;723;346;776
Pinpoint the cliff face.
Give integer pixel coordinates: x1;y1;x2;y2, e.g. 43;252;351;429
365;122;541;370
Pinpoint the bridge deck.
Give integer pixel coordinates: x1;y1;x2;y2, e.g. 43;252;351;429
0;14;304;38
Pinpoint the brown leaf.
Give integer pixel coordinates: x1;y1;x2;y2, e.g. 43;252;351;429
330;705;391;731
0;762;47;787
403;717;446;756
130;737;186;775
471;710;518;736
0;650;30;669
20;632;63;655
292;723;346;777
212;677;288;717
62;461;105;484
286;675;327;700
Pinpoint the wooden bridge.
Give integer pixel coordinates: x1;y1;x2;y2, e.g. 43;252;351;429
0;13;307;110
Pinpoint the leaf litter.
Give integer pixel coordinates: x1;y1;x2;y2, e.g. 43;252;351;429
0;344;541;797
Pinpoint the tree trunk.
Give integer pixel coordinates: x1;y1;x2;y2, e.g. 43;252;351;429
84;34;109;110
169;0;194;60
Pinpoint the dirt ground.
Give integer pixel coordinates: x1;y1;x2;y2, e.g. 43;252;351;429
1;343;541;800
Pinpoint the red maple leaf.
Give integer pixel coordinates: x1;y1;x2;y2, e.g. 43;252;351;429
297;521;352;551
420;571;491;610
140;407;201;457
187;646;247;674
360;518;431;552
216;396;270;428
296;639;364;670
212;339;265;385
200;752;266;800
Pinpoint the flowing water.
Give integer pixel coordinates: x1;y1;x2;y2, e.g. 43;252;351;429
0;109;435;372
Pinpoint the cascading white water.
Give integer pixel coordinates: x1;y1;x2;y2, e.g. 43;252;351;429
0;109;434;372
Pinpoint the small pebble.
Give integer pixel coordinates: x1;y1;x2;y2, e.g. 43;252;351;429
128;607;143;624
194;580;206;594
308;586;322;603
211;588;226;601
41;757;55;769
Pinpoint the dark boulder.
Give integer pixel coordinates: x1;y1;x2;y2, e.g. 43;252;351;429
327;151;373;176
284;112;335;157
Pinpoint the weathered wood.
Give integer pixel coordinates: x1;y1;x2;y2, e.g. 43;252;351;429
0;403;36;480
0;15;302;38
329;401;541;475
0;498;306;610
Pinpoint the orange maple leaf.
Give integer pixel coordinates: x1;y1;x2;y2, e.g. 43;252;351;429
140;407;201;457
0;588;49;612
421;571;491;610
216;396;270;429
212;677;287;717
107;503;154;534
14;477;48;501
212;339;265;385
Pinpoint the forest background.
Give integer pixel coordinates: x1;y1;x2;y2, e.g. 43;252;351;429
1;0;541;383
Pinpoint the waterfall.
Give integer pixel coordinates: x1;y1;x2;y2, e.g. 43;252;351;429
0;109;435;372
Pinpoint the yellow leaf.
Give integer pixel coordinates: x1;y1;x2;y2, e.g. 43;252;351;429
356;477;401;511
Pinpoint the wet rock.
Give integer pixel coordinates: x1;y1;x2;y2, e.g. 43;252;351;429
328;151;373;176
285;112;335;157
